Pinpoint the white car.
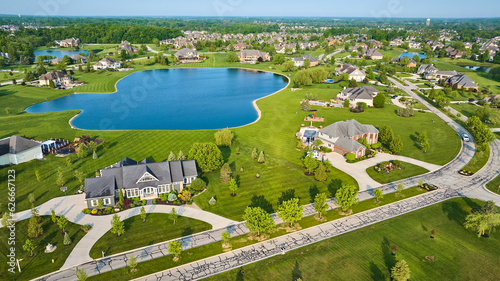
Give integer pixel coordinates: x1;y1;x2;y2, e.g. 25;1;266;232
462;134;470;142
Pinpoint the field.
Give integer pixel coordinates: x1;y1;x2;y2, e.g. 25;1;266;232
0;54;461;219
366;161;430;184
485;174;500;195
0;216;87;281
202;198;500;281
89;214;211;258
449;102;479;117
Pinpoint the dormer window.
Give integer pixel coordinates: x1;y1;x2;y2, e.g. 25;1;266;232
137;171;159;183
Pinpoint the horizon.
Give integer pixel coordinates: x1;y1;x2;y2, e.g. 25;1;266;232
1;0;499;19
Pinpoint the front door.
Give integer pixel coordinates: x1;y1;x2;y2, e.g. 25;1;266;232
142;187;155;198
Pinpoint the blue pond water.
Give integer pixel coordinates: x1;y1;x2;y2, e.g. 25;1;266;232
34;50;89;60
26;68;288;130
399;52;426;59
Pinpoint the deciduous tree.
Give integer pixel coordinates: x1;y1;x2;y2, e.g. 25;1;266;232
214;128;234;146
220;163;232;183
188;143;223;172
335;184;359;212
228;178;238;196
242;207;275;236
314;193;328;219
110;214;125;236
23;239;36;257
168;240;182;260
278;198;304;227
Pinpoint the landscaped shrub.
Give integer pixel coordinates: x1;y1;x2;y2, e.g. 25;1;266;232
81;224;92;232
346;153;356;161
104;207;113;214
82;208;91;214
132;197;140;202
319;146;332;153
141;200;147;206
91;209;98;215
130;204;135;208
371;142;382;149
153;198;157;204
168;193;178;202
97;211;102;215
189;178;206;191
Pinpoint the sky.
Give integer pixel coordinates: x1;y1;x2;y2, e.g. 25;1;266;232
0;0;499;18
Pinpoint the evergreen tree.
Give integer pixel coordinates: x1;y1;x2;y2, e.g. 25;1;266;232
92;150;98;159
51;209;57;224
177;150;185;160
58;216;68;232
390;136;403;154
258;151;265;163
373;92;386;108
391;260;410;281
187;143;223;172
140;206;147;222
220;163;232;183
251;148;258;159
379;125;394;146
168;151;176;161
314;162;327;181
63;232;72;245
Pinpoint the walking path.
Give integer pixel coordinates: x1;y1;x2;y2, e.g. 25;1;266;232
23;76;500;281
325;152;442;192
2;194;236;269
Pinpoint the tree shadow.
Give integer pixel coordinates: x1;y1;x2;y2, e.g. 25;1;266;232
441;199;472;225
229;161;237;172
182;227;193;237
369;261;385;281
421;223;428;232
249;195;274;214
309;185;319;203
235;267;245;281
219;146;232;163
291;261;303;281
234;174;241;187
381;237;396;275
410;132;421;149
327;179;343;198
278;189;296;206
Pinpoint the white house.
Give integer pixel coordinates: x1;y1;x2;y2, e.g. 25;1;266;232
0;135;43;165
93;58;121;70
335;64;366;82
39;70;72;86
336;86;379;107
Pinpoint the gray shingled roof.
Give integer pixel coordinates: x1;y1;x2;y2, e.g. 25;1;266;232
98;159;198;191
334;136;364;151
340;86;379;100
39;70;68;81
175;48;199;57
0;135;41;156
113;157;137;168
445;74;477;88
292;54;318;62
84;176;116;199
320;119;379;138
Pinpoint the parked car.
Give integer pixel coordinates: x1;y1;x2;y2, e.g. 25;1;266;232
462;134;470;142
391;95;398;99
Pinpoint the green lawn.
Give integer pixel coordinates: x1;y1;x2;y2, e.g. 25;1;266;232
89;197;499;281
450;103;478;117
366;162;430;184
202;198;500;281
0;54;461;219
89;214;211;258
0;216;87;281
495;132;500;140
0;71;24;83
486;174;500;195
462;145;490;174
87;186;427;281
433;58;500;92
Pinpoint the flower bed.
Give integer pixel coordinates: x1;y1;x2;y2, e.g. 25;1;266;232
458;170;474;176
346;150;375;163
372;160;403;173
419;183;438;191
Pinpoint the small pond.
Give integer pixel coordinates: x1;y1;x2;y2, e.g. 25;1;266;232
399;52;426;59
463;66;491;73
34;50;89;60
26;68;288;130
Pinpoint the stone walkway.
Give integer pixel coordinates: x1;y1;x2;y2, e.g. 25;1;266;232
325;152;442;192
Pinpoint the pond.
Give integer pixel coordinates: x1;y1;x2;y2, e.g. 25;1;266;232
26;68;288;130
463;66;491;73
34;50;89;60
399;52;426;59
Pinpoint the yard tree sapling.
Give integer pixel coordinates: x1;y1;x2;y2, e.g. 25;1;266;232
277;198;304;227
390;136;403;154
314;162;327;181
221;231;231;247
169;208;179;225
303;156;319;174
23;239;36;257
168;151;176;161
335;184;359;212
76;268;88;281
177;150;185;160
140;206;147;222
258;151;265;163
251;148;258;159
229;178;238;196
168;240;182;261
110;214;125;236
220;163;232;183
391;260;410;281
128;255;138;273
63;232;72;245
314;193;328;219
242;206;275;237
373;188;383;203
58;215;68;232
51;209;57;224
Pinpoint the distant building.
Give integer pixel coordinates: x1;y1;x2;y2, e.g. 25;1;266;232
56;38;79;47
119;40;138;53
335;64;366;82
336;86;379;107
426;18;430;26
292;54;318;67
444;74;478;90
93;58;121;70
237;49;270;63
363;48;383;60
174;48;200;62
39;70;72;86
0;135;43;165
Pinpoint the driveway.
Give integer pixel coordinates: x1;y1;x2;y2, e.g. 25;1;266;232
325;152;442;192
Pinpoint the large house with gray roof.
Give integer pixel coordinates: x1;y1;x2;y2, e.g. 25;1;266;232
237;49;270;63
292;54;318;67
317;119;379;158
174;48;199;62
336;86;379;107
84;158;198;208
444;74;478;90
335;64;366;82
0;135;43;165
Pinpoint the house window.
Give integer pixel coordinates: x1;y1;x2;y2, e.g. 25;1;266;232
104;198;111;205
90;200;97;207
126;188;139;198
139;176;155;182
